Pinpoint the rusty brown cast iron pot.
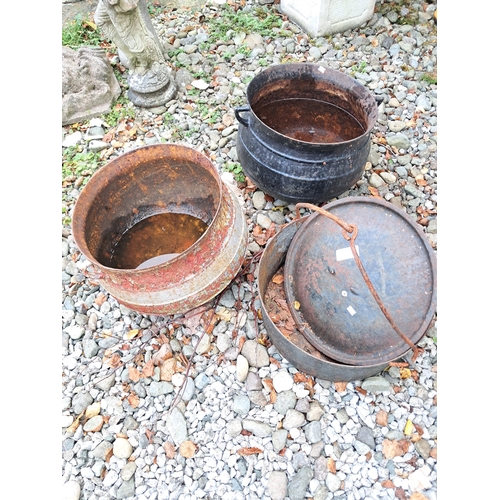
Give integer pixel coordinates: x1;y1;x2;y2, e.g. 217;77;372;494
71;144;248;315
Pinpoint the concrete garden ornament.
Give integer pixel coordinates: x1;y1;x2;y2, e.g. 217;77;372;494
95;0;176;107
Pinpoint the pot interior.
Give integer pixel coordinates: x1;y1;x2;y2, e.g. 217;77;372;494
248;64;377;144
75;145;221;269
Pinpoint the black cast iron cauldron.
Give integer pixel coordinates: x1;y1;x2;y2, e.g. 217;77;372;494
235;63;378;204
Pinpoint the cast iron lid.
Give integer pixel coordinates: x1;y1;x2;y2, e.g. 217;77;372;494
283;197;437;366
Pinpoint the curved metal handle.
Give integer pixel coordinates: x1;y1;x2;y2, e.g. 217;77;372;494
295;202;421;362
234;105;250;127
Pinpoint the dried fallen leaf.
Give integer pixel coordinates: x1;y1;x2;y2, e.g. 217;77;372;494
382;439;410;459
179;440;197;458
293;373;309;384
382;479;396;489
400;368;412;379
152;342;173;365
262;378;275;392
368;186;382;198
334;381;348;393
237;447;263;456
269;357;281;368
128;365;141;383
85;402;101;419
66;411;84;434
293;301;300;310
395;487;407;500
106;353;122;369
327;457;336;473
304;377;315;397
141;360;155;378
355;386;367;396
404;420;415;436
409;493;430;500
160;357;176;382
105;446;113;463
376;409;389;427
164;442;176;459
127;393;139;408
94;293;107;307
272;274;285;285
215;307;233;322
125;328;140;340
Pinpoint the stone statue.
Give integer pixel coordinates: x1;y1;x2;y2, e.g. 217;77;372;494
94;0;176;107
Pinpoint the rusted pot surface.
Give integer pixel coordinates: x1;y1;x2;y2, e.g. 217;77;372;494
72;144;248;315
284;198;437;366
257;219;389;382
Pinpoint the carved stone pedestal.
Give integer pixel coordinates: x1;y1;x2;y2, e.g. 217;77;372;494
128;61;176;107
95;0;176;108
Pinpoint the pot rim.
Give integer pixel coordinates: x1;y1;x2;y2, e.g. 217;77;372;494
71;143;224;273
283;198;438;366
257;219;394;381
244;63;378;147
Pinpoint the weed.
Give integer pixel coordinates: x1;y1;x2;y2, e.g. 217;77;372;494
164;112;175;126
351;61;368;74
62;14;102;49
223;162;245;183
62;147;103;181
206;4;283;43
167;48;183;59
105;96;136;127
376;2;419;26
147;3;164;16
237;46;252;57
193;70;210;79
421;72;437;85
198;102;222;125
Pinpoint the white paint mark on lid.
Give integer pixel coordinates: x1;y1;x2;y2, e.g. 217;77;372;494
336;245;359;261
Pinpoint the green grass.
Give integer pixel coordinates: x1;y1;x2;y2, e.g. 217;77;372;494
62;147;103;181
62;14;102;49
206;4;283;43
104;96;136;127
223;162;245;183
421;72;437;85
351;61;368;74
376;2;419;26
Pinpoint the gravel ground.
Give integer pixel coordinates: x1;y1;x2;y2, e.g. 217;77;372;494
62;1;440;499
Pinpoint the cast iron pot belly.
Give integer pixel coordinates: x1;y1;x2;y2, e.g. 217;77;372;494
71;144;248;316
257;219;390;382
235;63;378;204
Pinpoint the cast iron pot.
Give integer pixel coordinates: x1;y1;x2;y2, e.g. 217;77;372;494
235;63;378;203
71;144;248;315
258;219;390;382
